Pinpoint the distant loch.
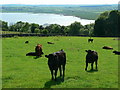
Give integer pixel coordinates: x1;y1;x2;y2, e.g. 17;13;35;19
1;13;95;26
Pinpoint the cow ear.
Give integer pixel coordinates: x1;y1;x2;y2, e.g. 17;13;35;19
45;55;49;58
85;50;88;52
54;55;57;58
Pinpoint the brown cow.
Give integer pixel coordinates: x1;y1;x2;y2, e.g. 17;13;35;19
35;44;43;57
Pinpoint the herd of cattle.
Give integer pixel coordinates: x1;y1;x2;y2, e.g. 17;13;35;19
25;38;119;81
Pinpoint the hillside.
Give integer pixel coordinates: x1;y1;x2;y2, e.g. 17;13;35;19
1;4;118;20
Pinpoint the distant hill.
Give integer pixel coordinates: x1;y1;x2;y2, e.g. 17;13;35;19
1;4;118;20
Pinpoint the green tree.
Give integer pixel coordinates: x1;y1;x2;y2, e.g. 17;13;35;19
0;20;8;31
68;21;83;35
93;17;106;36
30;23;39;33
93;10;120;36
41;29;48;34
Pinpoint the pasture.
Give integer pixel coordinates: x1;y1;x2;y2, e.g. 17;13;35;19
2;36;118;88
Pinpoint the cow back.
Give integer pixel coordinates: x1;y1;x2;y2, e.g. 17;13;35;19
86;51;98;63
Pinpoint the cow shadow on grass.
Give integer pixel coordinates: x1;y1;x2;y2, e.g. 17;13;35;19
26;52;43;59
43;76;64;88
34;56;42;59
86;69;98;73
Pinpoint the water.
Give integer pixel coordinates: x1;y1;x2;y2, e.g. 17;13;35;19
1;13;95;26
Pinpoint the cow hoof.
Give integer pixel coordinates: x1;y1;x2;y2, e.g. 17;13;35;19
91;69;93;71
85;68;87;71
55;79;57;81
96;69;98;71
60;75;62;77
51;78;54;81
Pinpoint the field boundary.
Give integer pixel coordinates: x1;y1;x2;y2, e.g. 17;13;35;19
1;34;120;38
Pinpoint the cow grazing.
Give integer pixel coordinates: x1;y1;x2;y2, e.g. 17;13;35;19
35;44;43;57
88;39;93;43
85;50;98;71
25;41;29;43
113;51;120;55
45;49;66;81
47;42;54;44
102;46;113;50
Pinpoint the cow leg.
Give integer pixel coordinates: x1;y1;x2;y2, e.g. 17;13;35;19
95;61;98;70
85;62;88;71
59;65;62;77
50;70;54;80
91;62;94;70
55;69;58;81
63;65;65;79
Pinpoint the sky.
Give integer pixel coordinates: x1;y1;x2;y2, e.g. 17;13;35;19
1;0;120;5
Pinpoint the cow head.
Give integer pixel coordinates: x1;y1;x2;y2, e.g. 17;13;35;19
85;50;94;53
113;51;117;53
45;54;57;61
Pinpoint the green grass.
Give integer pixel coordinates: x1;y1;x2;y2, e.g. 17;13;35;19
1;31;26;34
2;36;118;88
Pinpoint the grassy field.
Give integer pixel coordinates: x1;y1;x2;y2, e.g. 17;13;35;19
1;31;26;34
2;36;118;88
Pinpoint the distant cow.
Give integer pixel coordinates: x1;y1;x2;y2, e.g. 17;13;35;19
85;50;98;71
25;41;29;43
113;38;120;40
113;51;120;55
47;42;54;44
35;44;43;57
102;46;113;50
45;49;66;81
88;39;93;43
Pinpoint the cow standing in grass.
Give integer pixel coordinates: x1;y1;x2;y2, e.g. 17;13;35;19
88;39;93;43
45;49;66;81
35;44;43;57
85;50;98;71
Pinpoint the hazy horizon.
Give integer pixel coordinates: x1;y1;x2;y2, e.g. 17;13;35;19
1;0;119;5
1;4;118;5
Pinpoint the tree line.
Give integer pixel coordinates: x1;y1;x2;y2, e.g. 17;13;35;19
0;20;94;36
1;10;120;37
94;10;120;37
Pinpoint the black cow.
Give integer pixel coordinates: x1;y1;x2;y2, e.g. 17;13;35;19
88;39;93;43
47;42;54;44
25;41;29;43
102;46;113;50
45;49;66;81
113;51;120;55
85;50;98;71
